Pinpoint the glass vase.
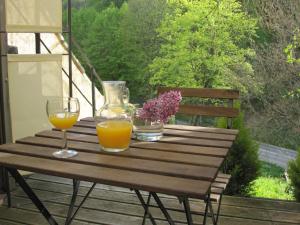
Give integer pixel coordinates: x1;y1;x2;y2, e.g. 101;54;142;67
133;108;163;142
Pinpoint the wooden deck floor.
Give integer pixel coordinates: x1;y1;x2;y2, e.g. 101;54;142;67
0;174;299;225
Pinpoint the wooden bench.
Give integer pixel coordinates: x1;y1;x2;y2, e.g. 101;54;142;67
157;87;239;128
154;87;239;225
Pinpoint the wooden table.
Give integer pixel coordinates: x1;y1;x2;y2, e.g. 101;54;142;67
0;117;237;225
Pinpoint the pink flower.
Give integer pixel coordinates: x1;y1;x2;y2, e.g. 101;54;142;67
138;91;182;123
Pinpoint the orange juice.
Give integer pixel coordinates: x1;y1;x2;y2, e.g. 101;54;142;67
96;120;132;151
49;112;78;130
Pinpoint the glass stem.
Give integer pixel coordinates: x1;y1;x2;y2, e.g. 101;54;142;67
62;130;68;150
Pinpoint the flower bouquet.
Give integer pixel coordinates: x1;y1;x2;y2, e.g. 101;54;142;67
133;91;182;141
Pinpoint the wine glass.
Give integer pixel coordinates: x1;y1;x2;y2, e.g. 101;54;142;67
46;97;80;158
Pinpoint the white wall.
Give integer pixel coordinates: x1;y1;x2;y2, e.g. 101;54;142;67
7;33;104;140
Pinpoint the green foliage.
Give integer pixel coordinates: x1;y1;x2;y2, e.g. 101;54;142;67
65;0;126;10
85;5;126;81
288;150;300;201
249;177;294;200
87;0;127;9
119;0;168;101
149;0;258;92
218;113;260;195
71;0;167;102
72;8;98;47
242;1;300;150
70;0;261;102
248;162;294;200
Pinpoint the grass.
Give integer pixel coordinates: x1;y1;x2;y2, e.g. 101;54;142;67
248;161;294;200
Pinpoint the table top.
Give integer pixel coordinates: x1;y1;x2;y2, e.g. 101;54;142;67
0;117;238;199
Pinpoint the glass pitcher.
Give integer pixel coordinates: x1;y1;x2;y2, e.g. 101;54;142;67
95;81;133;152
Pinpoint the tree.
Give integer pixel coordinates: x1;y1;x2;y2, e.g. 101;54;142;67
72;8;98;46
84;5;127;81
87;0;127;9
70;1;167;102
149;0;257;92
70;7;99;73
239;1;300;149
120;0;168;102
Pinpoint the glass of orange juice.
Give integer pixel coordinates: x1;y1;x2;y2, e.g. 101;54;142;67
96;119;132;152
46;97;80;158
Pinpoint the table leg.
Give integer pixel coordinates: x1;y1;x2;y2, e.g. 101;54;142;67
214;192;223;225
208;199;217;225
206;191;222;225
7;168;58;225
202;193;210;225
183;197;193;225
4;168;11;208
65;181;96;225
65;179;80;225
142;193;152;225
151;192;175;225
134;190;157;225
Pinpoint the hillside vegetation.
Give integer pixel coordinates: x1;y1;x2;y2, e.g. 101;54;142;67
68;0;300;149
241;0;300;149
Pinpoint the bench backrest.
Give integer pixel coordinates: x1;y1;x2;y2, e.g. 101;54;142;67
157;87;240;128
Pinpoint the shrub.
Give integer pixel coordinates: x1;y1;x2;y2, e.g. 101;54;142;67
218;113;261;195
287;149;300;201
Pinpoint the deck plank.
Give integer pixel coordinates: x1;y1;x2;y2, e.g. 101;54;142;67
0;219;34;225
1;174;300;225
12;175;300;224
221;195;300;213
27;174;300;213
0;207;87;225
26;181;299;224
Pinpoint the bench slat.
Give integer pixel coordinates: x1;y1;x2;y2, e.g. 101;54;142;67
157;87;239;99
178;105;239;118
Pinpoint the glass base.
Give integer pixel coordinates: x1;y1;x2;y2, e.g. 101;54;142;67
135;132;163;142
101;147;128;153
52;149;78;158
